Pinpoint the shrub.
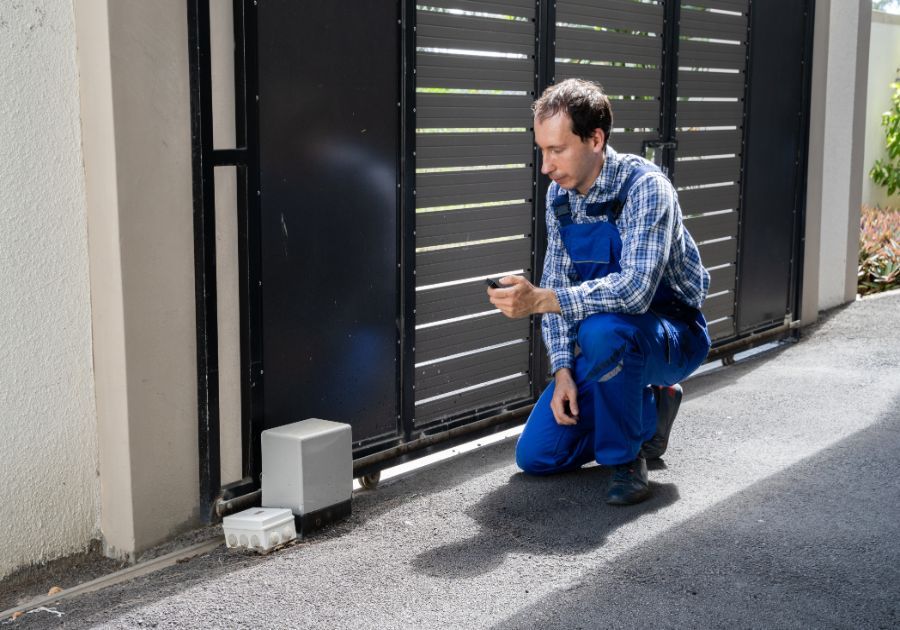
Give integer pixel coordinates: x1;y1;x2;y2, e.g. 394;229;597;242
858;205;900;296
870;82;900;196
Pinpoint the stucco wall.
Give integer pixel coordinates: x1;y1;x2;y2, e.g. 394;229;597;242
0;1;99;580
862;11;900;210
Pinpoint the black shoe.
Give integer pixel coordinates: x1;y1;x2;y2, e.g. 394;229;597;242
605;457;650;506
641;384;683;460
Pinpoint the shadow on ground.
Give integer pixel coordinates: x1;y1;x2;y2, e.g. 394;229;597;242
412;468;678;579
492;395;900;630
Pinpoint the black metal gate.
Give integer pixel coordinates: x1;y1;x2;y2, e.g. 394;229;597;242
188;0;814;518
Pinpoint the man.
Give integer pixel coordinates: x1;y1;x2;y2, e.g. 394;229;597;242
487;79;711;505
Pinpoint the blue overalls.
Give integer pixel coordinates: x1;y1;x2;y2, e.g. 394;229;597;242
516;165;711;472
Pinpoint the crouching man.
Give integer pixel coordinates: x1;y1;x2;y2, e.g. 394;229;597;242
488;79;711;505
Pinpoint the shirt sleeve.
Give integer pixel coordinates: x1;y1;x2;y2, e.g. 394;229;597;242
540;184;578;374
554;172;675;321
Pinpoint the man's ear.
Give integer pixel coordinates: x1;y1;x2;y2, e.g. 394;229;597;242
592;128;606;153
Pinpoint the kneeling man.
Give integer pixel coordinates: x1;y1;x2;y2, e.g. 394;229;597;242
488;79;711;505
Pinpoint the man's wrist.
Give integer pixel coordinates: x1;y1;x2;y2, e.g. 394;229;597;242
536;288;562;314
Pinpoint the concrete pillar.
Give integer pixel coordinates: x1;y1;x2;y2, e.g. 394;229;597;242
802;0;871;323
75;0;201;559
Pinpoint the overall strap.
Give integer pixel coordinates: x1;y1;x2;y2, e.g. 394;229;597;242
586;163;660;224
551;189;573;227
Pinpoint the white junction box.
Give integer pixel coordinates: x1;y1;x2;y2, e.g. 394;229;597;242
261;418;353;528
223;507;296;553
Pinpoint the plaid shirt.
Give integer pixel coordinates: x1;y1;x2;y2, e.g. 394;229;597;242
541;146;710;374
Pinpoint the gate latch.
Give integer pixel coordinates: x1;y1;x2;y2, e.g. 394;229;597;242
641;140;678;175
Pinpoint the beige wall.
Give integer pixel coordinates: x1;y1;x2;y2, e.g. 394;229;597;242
862;11;900;210
76;0;202;558
0;0;100;581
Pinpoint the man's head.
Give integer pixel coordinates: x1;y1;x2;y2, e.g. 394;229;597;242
532;79;614;194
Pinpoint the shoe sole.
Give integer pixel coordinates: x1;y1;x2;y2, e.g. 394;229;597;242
605;487;652;506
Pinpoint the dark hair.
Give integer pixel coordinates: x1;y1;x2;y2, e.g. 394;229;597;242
532;78;613;147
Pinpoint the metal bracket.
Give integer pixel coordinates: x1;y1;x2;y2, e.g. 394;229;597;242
641;140;678;174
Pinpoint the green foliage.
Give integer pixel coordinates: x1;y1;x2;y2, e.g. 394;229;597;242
858;205;900;295
870;82;900;197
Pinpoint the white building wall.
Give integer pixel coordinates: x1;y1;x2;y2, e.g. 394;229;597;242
862;11;900;210
0;0;99;580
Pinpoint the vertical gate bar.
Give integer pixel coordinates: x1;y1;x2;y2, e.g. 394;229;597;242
530;0;556;393
232;0;264;485
231;0;251;483
187;0;221;521
400;0;417;439
787;0;817;325
733;0;754;329
240;0;264;483
660;0;681;178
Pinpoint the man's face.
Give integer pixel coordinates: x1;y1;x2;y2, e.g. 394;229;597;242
534;112;605;195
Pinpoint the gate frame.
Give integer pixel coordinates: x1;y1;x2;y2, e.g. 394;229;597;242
187;0;814;520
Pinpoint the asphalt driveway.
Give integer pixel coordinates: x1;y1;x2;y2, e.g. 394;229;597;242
7;292;899;629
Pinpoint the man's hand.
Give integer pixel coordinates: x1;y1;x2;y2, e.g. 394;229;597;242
551;368;579;425
486;275;561;318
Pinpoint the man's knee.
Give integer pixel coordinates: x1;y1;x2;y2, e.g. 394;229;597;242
515;434;560;476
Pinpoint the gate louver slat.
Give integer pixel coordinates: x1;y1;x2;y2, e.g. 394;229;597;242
607;131;657;155
417;202;533;249
555;29;662;66
677;100;743;128
556;64;661;98
604;99;660;129
417;53;534;93
708;317;735;340
416;167;534;208
708;264;736;295
417;11;535;56
416;132;533;169
698;238;737;268
678;185;740;215
556;0;663;33
680;7;747;41
416;375;531;425
679;40;746;71
416;238;532;287
417;275;534;324
417;93;534;129
676;130;742;157
416;342;530;401
676;157;741;187
421;0;535;16
684;211;738;244
702;291;735;321
416;315;532;365
678;70;745;99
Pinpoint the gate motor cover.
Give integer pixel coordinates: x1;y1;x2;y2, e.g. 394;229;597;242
261;418;352;533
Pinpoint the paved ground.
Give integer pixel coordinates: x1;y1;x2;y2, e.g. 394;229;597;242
6;293;899;629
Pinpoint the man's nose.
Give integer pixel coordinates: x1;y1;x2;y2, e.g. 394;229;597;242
541;155;553;175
